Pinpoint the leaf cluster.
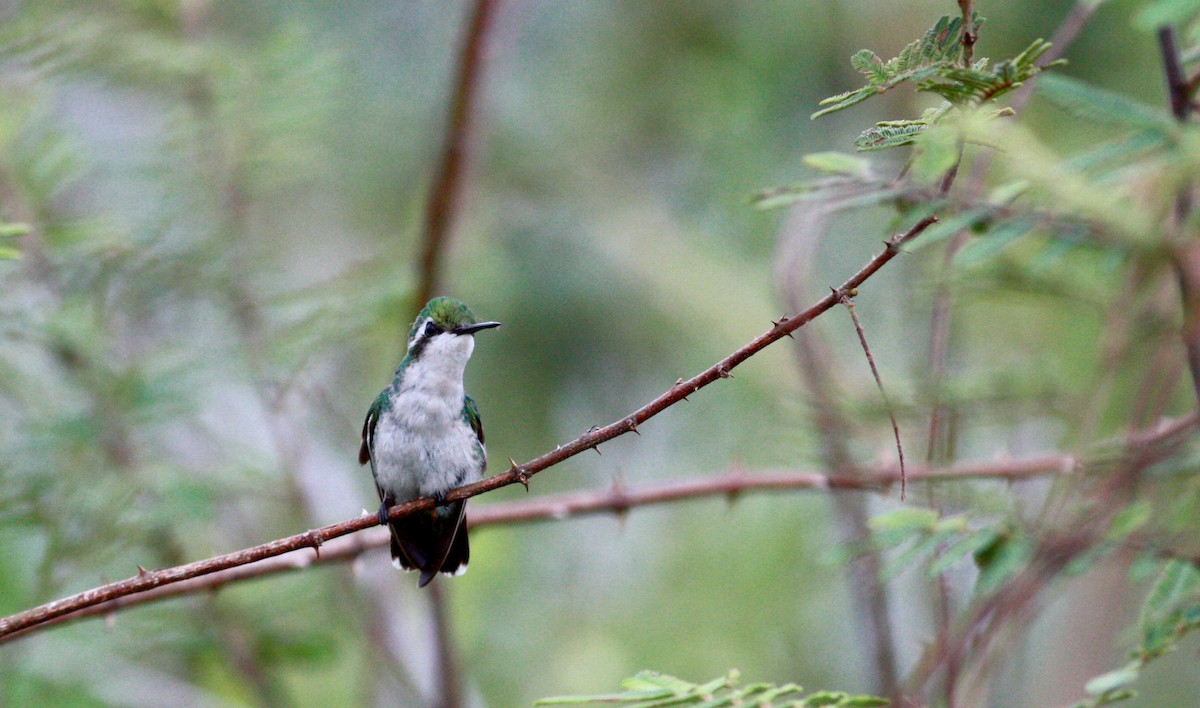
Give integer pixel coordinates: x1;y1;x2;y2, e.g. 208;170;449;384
1072;560;1200;707
812;14;984;120
535;670;887;707
812;13;1061;152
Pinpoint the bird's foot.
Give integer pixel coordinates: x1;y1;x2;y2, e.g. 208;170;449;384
432;491;448;507
377;501;390;526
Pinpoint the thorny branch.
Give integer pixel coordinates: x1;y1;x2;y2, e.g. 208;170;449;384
13;414;1200;642
0;216;941;641
4;412;1195;643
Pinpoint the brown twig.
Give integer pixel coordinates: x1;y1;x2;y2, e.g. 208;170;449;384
0;454;1107;641
0;215;939;641
428;582;463;708
413;0;499;308
7;411;1198;642
908;412;1199;702
838;291;907;499
957;1;976;68
778;205;901;699
925;0;1100;466
1158;26;1200;412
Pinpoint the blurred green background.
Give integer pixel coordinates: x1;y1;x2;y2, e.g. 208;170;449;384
0;1;1196;706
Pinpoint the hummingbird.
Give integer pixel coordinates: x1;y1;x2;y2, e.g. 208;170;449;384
359;297;500;587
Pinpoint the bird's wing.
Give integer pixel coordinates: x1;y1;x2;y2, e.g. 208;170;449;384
462;394;485;448
359;391;386;477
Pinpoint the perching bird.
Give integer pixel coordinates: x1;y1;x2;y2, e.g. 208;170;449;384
359;297;500;587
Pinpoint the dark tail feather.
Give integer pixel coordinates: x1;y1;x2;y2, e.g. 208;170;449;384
439;515;469;577
388;502;466;588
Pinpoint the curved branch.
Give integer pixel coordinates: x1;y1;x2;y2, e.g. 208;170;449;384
0;216;938;641
0;454;1089;640
5;408;1196;643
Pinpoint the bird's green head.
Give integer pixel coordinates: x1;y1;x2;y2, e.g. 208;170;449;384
406;297;500;354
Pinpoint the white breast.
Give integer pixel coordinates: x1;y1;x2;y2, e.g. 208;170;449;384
371;333;485;500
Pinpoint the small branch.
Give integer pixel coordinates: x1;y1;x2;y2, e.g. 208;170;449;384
1159;25;1200;412
778;207;901;700
413;0;499;307
957;1;976;68
1159;26;1192;122
428;582;463;708
7;411;1198;641
0;455;1095;640
0;214;938;641
926;0;1101;464
839;291;907;500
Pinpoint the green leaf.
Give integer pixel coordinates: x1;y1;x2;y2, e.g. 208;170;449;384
535;690;671;705
812;87;878;120
1105;500;1152;541
928;528;1000;577
1139;559;1200;654
854;120;929;150
802;151;872;178
955;217;1038;265
1036;74;1175;133
802;691;849;706
622;671;691;694
840;697;890;707
882;528;959;580
0;222;29;237
536;672;873;707
868;508;939;532
1134;0;1200;32
911;206;995;249
910;119;962;182
1085;663;1140;696
850;49;887;83
975;533;1032;595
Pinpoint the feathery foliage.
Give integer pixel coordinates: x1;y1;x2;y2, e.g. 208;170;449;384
813;12;1062;152
536;671;887;707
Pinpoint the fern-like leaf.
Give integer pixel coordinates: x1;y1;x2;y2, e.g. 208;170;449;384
813;13;984;119
536;670;886;707
854;119;931;151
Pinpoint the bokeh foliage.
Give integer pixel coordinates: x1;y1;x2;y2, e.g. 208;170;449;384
2;1;1200;707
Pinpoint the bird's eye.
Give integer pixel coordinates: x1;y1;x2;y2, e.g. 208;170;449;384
424;321;439;337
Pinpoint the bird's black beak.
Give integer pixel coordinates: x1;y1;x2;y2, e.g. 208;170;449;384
454;321;501;336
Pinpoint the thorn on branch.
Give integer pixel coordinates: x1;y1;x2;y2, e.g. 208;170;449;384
627;418;640;435
136;565;149;576
515;471;530;491
306;531;324;559
717;367;733;379
675;379;691;401
771;317;795;339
